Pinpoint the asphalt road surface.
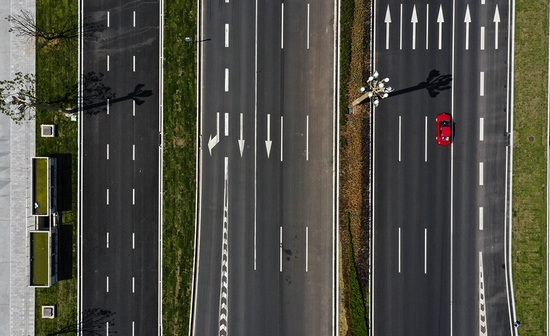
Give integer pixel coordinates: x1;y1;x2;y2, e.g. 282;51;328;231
191;0;338;334
80;1;161;334
372;0;514;335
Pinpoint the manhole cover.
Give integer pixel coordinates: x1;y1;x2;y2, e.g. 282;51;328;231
528;136;535;142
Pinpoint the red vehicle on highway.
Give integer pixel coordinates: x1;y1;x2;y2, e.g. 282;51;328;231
436;113;452;146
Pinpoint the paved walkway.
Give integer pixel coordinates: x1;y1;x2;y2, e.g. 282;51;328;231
0;0;36;335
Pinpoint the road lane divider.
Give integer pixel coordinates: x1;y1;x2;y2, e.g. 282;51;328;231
225;24;229;48
306;227;309;272
106;276;109;292
133;232;135;249
133;100;136;116
479;207;484;230
224;68;229;92
106;189;110;205
307;4;310;49
480;72;485;96
225;113;229;136
398;116;402;162
107;232;109;248
280;116;284;161
133;11;136;27
133;188;136;205
133;144;136;160
107;11;110;27
280;226;283;272
107;144;110;160
306;115;309;161
480;118;484;141
132;276;135;293
479;162;484;185
107;55;110;71
107;99;110;115
426;4;429;50
399;4;403;50
281;3;284;49
398;227;401;273
133;55;136;72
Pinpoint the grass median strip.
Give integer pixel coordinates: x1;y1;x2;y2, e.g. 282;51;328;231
512;0;549;333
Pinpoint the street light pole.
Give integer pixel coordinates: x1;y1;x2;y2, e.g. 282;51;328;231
352;71;393;107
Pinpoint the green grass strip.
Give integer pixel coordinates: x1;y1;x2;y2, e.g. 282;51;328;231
34;0;78;334
162;0;197;334
31;232;50;286
512;0;549;334
33;158;49;216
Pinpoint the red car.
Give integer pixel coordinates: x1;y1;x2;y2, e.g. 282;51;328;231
436;113;452;146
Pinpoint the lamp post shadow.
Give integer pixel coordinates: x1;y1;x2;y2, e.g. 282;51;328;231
388;69;452;98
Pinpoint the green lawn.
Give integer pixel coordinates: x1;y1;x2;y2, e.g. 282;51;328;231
34;0;79;334
162;0;197;334
31;232;50;286
33;158;49;216
512;0;549;334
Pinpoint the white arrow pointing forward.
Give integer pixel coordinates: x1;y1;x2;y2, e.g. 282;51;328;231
238;113;245;156
437;5;444;50
385;5;392;49
265;114;272;158
411;5;418;50
464;5;471;50
494;5;500;49
208;112;220;156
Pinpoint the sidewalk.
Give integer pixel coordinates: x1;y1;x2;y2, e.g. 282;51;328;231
0;0;36;335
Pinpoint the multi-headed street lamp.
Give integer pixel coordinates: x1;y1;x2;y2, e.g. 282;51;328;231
353;70;393;107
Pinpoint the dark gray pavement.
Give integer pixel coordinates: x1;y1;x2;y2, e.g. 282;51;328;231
192;0;337;334
372;0;513;335
80;1;161;335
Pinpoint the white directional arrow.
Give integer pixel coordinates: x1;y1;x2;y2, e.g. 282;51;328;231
265;114;272;158
437;5;444;50
411;5;418;50
238;113;245;156
208;112;220;156
464;5;471;50
494;5;500;49
385;5;392;49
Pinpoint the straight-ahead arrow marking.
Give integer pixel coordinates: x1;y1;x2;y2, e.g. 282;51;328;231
265;114;272;158
464;5;471;50
385;5;392;50
238;113;245;156
208;112;220;156
494;5;500;49
411;5;418;50
437;5;444;50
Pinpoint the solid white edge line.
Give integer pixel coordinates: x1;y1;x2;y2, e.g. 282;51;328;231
158;0;165;331
398;115;402;161
281;3;284;49
425;116;428;162
371;0;376;331
480;117;484;141
78;0;83;327
254;0;258;272
335;0;341;331
398;227;401;273
450;0;456;333
479;162;484;185
479;207;484;230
